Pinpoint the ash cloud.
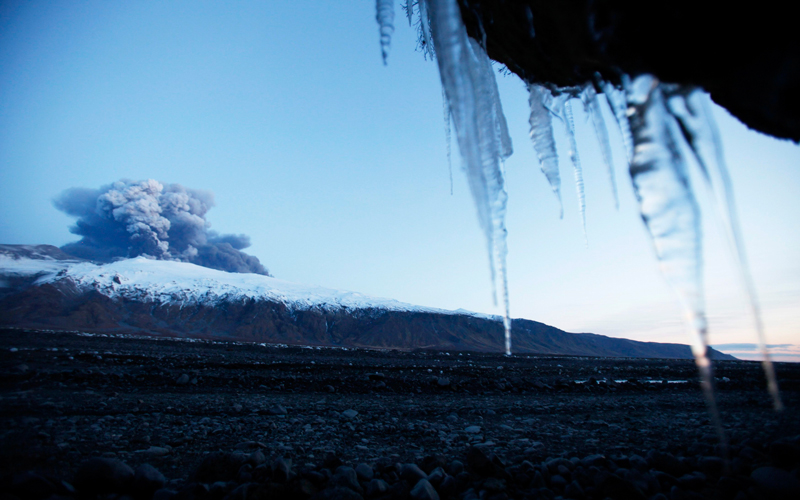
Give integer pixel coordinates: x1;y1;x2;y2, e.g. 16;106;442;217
54;179;269;275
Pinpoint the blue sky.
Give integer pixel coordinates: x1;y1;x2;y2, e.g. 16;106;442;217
1;1;798;361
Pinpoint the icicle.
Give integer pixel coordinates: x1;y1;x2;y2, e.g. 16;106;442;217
427;0;513;355
527;84;563;217
524;6;536;38
443;86;453;194
626;74;728;456
376;0;395;65
405;0;415;26
417;0;435;59
471;40;512;162
582;84;618;209
603;81;634;165
666;88;783;411
560;97;587;239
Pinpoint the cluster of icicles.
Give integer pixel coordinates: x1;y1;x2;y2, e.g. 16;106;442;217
377;1;782;422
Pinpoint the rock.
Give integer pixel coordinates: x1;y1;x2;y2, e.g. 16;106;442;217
141;446;170;456
194;451;246;483
249;450;266;466
482;478;506;492
323;453;343;470
677;473;705;490
73;457;135;495
237;463;253;483
334;466;363;493
465;447;493;476
365;479;389;497
152;488;178;500
400;464;428;483
646;450;688;477
436;377;450;387
410;479;439;500
298;478;319;497
355;463;374;481
133;464;166;496
342;409;359;419
464;426;481;434
447;460;464;476
564;480;585;500
420;455;447;474
210;481;233;498
426;467;445;487
176;374;190;385
9;471;55;500
580;454;607;468
311;486;363;500
234;441;262;451
266;404;288;415
220;481;254;500
439;475;456;497
769;442;800;467
550;474;567;489
272;457;292;483
751;466;800;500
600;474;647;500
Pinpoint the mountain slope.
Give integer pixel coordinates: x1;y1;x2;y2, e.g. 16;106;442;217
0;245;734;359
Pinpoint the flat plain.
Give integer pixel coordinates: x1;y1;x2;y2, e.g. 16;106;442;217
1;329;798;498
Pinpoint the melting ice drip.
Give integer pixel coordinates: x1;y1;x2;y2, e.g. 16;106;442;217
379;0;782;413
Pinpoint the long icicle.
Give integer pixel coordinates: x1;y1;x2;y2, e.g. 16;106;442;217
604;81;634;165
428;0;513;355
666;88;783;410
405;0;414;26
561;97;587;240
527;84;563;217
443;86;453;194
376;0;395;65
582;84;619;209
627;74;728;458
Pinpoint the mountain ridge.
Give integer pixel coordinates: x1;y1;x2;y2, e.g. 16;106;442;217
0;244;734;359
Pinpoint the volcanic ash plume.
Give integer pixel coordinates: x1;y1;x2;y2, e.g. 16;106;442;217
53;179;269;275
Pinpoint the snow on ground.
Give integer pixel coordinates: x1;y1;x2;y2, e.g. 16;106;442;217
0;255;494;318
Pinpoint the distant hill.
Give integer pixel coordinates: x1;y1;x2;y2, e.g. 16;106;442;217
0;244;734;359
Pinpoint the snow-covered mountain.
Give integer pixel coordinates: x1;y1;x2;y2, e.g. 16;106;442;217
0;245;733;359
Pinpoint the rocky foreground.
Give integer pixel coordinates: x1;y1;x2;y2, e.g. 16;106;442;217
1;329;799;500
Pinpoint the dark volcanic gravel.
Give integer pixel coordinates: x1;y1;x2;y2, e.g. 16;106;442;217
1;328;799;500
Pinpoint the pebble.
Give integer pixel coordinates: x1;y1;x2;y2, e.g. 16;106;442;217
342;409;359;419
410;478;439;500
465;447;493;476
751;466;800;499
141;446;170;456
133;463;166;495
272;456;292;483
365;478;389;497
73;457;134;495
266;404;288;415
333;466;362;493
355;463;373;481
400;463;428;483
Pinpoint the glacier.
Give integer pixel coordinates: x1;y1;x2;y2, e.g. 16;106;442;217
386;0;782;411
0;254;495;319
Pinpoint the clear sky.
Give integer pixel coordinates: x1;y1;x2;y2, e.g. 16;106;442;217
1;1;798;361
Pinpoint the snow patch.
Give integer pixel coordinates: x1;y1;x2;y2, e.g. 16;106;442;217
0;256;498;319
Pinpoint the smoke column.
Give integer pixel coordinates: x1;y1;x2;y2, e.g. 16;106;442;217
53;179;269;275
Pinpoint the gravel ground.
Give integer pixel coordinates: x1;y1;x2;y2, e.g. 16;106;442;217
1;328;798;499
